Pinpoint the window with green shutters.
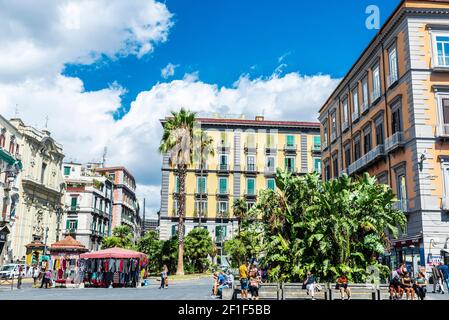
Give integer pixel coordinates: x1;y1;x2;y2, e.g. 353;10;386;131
267;179;275;191
286;135;295;147
314;158;322;173
219;178;228;194
64;166;71;176
197;177;207;193
171;225;177;237
313;136;321;150
285;157;295;172
247;178;255;195
70;197;77;211
66;219;78;231
216;225;227;242
174;176;179;193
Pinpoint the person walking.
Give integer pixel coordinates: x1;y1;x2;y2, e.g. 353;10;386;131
249;264;261;300
414;269;427;301
432;263;445;294
159;265;168;289
43;269;52;289
239;261;249;300
438;263;449;293
336;274;351;300
32;265;40;288
17;265;23;289
303;271;316;300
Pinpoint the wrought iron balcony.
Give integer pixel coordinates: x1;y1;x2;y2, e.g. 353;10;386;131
216;188;229;196
245;164;257;173
347;144;385;175
217;143;231;153
217;164;230;173
265;145;278;154
244;144;258;154
244;189;257;198
385;132;405;153
392;199;408;213
194;164;209;173
284;144;297;154
216;209;230;218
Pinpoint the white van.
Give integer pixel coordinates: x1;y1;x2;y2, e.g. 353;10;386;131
0;264;26;279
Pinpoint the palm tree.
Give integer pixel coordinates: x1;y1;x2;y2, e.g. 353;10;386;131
159;108;197;275
233;198;248;233
194;129;215;227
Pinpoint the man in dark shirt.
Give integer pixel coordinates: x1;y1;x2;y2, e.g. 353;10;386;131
303;271;316;300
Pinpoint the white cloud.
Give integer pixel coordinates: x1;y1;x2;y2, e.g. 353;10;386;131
0;1;340;216
0;0;173;82
161;63;179;79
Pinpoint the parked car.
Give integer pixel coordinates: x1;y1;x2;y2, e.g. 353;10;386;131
0;264;26;279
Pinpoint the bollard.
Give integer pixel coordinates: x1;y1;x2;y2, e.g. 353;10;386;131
328;288;333;301
371;291;376;300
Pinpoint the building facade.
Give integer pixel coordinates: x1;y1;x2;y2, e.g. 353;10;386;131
8;119;65;263
319;0;449;274
159;116;321;258
0;115;23;265
62;162;114;251
94;167;141;239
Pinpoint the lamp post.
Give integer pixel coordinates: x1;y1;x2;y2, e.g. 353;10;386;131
55;206;63;242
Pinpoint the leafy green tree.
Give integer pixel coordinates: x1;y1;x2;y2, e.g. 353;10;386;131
253;171;406;283
159;108;197;275
101;225;133;249
136;231;163;274
184;228;214;273
161;236;179;275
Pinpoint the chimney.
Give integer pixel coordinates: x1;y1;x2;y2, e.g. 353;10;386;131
255;115;264;121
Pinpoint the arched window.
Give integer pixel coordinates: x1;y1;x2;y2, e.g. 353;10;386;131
0;134;5;148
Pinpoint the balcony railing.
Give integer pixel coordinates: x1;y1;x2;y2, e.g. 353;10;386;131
312;143;321;152
361;101;369;114
385;132;405;153
217;143;231;153
265;145;278;153
347;144;385;176
265;166;276;174
244;144;258;154
216;210;230;218
217;188;229;196
245;190;257;198
195;164;209;172
371;90;381;105
352;110;360;123
217;164;230;172
285;167;296;174
284;144;297;152
194;207;208;218
245;164;257;173
436;124;449;138
387;73;398;88
392;199;408;213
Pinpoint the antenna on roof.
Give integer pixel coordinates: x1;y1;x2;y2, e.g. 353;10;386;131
14;104;19;118
44;115;49;129
102;146;108;168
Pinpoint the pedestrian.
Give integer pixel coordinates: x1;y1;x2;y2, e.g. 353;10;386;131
164;265;169;288
216;271;227;299
438;263;449;292
414;269;427;301
432;262;445;294
336;273;351;300
43;269;52;289
211;272;219;297
303;271;316;300
401;271;414;300
249;264;260;300
239;261;249;300
389;264;405;300
32;265;40;288
17;265;23;289
159;265;168;289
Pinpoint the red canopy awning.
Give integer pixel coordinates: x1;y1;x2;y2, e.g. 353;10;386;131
80;247;146;259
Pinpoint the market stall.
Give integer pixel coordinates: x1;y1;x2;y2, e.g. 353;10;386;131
79;247;148;288
49;236;88;286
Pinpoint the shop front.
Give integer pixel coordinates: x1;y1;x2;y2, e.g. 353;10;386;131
387;235;424;278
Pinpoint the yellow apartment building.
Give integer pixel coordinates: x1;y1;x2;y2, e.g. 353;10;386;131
159;116;321;258
319;0;449;274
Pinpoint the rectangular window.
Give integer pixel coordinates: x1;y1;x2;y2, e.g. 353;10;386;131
313;136;321;150
267;178;275;191
375;118;384;146
247;155;256;171
362;77;369;107
343;98;349;126
66;219;78;231
218;201;228;214
354;136;361;160
388;46;398;85
286;135;295;147
266;156;275;172
363;127;372;154
324;161;331;181
247;202;255;211
313;158;322;174
323;124;329;147
392;107;402;134
70;197;77;211
285;157;295;173
434;35;449;67
332;154;339;178
219;154;228;170
216;226;227;242
246;178;255;195
171;225;177;237
41;163;47;184
64;166;71;176
442;98;449;125
195;200;208;215
331;112;337;140
352;88;359;116
372;65;381;101
397;174;407;201
197;177;207;194
219;177;228;194
174;176;179;193
344;144;351;168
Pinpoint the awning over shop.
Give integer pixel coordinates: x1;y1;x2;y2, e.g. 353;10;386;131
80;247;146;259
49;235;88;253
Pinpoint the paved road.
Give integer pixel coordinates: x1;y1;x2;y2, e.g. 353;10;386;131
0;277;215;300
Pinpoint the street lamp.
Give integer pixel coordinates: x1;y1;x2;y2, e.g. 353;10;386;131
55;206;63;242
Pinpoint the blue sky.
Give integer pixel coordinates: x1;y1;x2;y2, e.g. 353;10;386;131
63;0;400;120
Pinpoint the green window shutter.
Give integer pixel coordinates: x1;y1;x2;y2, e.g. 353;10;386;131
247;179;255;195
267;179;275;191
219;178;227;193
287;135;295;147
64;166;71;175
175;176;179;193
71;197;77;210
66;220;70;230
171;225;176;237
74;220;78;230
